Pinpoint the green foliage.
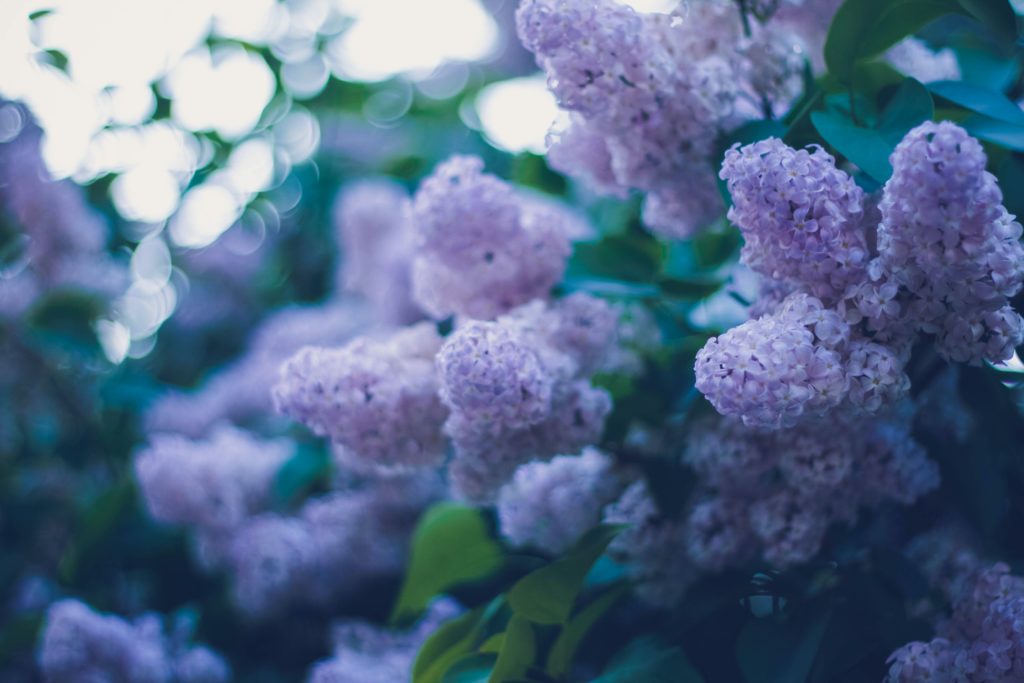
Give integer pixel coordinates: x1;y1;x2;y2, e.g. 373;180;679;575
271;443;326;508
415;606;493;683
488;616;535;683
826;0;958;83
507;525;623;625
592;637;704;683
812;78;934;182
545;585;628;678
736;609;832;683
392;504;505;624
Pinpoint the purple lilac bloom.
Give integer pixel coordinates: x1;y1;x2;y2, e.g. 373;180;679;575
519;0;813;238
307;598;462;683
887;564;1024;682
720;137;868;303
0;115;127;318
695;293;853;429
438;298;613;501
333;178;422;325
497;448;626;554
37;600;229;683
134;424;293;533
602;480;699;606
410;155;573;319
681;408;938;570
885;37;961;83
222;473;443;617
876;121;1024;364
146;300;371;439
274;323;448;473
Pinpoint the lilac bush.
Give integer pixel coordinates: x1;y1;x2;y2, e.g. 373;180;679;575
5;1;1024;681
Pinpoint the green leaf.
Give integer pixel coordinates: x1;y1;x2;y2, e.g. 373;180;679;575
27;290;106;358
736;609;832;683
569;233;665;283
656;277;723;301
271;444;324;507
478;633;505;654
962;115;1024;151
825;0;958;82
927;81;1024;125
877;78;934;145
488;616;535;683
858;1;960;59
997;153;1024;217
392;504;504;623
592;637;704;683
561;279;660;300
810;110;895;182
414;607;487;683
507;525;623;625
546;585;628;678
442;654;497;683
59;478;135;583
955;0;1019;46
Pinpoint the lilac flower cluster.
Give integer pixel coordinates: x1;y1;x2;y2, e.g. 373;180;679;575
134;424;293;535
409;155;574;320
438;295;616;501
887;564;1024;682
38;599;229;683
720;138;869;302
0;117;127;318
208;474;443;617
308;598;461;683
603;480;698;606
274;323;448;473
696;293;908;428
333;179;422;325
683;408;936;570
146;300;371;438
604;404;938;602
872;122;1024;364
517;0;811;238
700;123;1024;429
885;37;962;84
497;448;627;554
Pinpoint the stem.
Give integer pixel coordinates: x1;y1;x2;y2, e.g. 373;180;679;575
848;86;860;126
737;0;753;37
784;88;823;130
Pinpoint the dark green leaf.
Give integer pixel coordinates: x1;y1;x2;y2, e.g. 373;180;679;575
570;234;665;283
546;585;628;678
997;153;1024;217
810;110;895;182
59;478;135;583
271;444;323;507
507;525;623;624
736;609;832;683
656;277;723;301
955;0;1019;46
442;654;497;683
392;504;504;623
592;636;704;683
928;81;1024;125
858;1;961;60
825;0;959;82
962;115;1024;151
488;616;535;683
877;78;934;145
414;607;488;683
